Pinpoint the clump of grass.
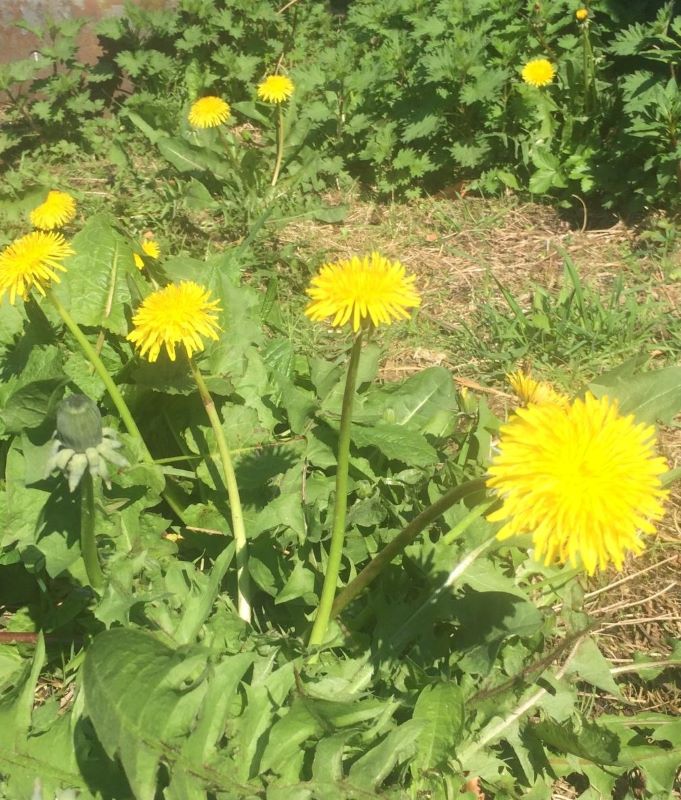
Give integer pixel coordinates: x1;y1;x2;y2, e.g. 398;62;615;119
454;254;680;387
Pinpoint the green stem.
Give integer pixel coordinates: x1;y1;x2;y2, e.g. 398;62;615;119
47;292;151;462
80;472;104;591
331;477;488;618
270;105;285;187
188;357;251;624
308;332;364;647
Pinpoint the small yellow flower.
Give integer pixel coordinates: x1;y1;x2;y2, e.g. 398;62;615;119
487;393;668;575
188;96;231;128
0;231;74;304
257;75;294;104
305;252;421;331
29;190;77;230
127;281;221;362
521;58;556;87
576;8;589;21
133;239;160;270
507;370;569;408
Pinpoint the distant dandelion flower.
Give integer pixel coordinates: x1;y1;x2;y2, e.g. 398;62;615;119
305;252;421;331
507;370;568;408
29;190;77;230
0;231;73;305
522;58;556;87
487;393;668;575
257;74;294;104
127;280;221;362
133;239;160;270
576;8;588;21
188;96;231;128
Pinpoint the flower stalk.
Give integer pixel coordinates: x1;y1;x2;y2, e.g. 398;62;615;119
331;476;487;617
187;356;251;623
80;472;104;591
308;331;364;646
271;105;286;187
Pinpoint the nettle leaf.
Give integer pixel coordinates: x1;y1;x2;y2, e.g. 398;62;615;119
83;628;210;800
411;682;465;774
589;364;681;425
52;213;140;336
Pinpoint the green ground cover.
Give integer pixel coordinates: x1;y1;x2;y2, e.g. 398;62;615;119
0;1;680;798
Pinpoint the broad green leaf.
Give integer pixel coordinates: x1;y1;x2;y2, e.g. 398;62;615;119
1;377;65;433
348;719;424;790
411;683;464;773
166;653;255;800
312;733;348;784
351;422;438;466
355;367;457;436
563;637;621;697
52;213;141;335
589;365;681;424
532;717;620;765
157;137;231;179
0;636;91;796
83;628;209;800
260;700;323;775
173;543;235;644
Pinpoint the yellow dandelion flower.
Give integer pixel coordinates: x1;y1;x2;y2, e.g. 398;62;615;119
507;370;569;408
29;190;77;230
487;393;668;575
188;96;231;128
305;252;421;332
576;8;589;21
0;231;74;305
257;74;294;104
127;280;221;362
521;58;556;87
133;239;160;270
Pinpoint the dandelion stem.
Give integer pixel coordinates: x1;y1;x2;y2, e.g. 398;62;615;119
188;356;251;624
309;332;363;647
271;105;285;187
331;477;488;618
80;472;104;591
47;292;151;460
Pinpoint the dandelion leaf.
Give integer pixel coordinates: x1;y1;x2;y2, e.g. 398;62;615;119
82;628;210;800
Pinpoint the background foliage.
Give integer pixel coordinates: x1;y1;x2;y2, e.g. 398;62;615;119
0;0;679;214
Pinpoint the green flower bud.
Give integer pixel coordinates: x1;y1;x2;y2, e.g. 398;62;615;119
56;395;103;453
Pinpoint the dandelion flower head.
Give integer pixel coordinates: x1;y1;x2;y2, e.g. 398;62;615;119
305;252;421;331
576;8;589;21
0;231;73;305
507;370;569;408
257;74;294;104
487;393;668;575
127;280;221;362
522;58;556;87
29;190;77;230
188;96;231;128
133;239;160;270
